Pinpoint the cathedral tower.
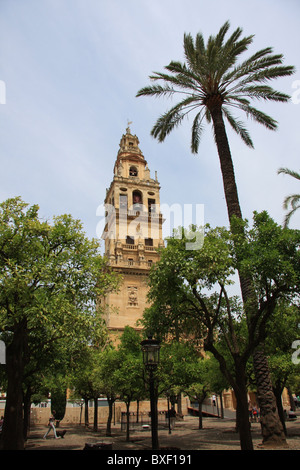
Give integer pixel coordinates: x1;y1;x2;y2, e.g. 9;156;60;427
102;126;164;338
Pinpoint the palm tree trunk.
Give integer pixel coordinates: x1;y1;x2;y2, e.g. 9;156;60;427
209;102;242;221
210;104;286;447
253;347;286;446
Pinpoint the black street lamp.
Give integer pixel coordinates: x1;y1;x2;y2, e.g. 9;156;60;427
141;335;160;450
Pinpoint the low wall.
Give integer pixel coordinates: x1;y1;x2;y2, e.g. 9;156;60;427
29;405;123;426
0;398;180;427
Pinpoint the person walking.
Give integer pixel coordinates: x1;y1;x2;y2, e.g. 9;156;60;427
43;410;59;439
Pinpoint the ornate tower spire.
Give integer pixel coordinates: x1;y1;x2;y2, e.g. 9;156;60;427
102;127;164;338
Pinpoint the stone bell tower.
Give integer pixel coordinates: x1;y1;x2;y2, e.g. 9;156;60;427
102;125;164;338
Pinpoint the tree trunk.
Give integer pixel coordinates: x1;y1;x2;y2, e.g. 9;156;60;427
219;392;224;419
287;387;295;412
126;402;130;442
234;361;253;450
1;325;26;450
273;385;287;436
93;396;98;431
207;343;253;450
106;397;114;437
136;399;140;423
177;393;182;415
23;386;32;441
84;397;89;426
210;104;286;447
253;347;287;447
198;401;203;429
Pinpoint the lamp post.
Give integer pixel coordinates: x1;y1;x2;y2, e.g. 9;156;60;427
141;335;160;450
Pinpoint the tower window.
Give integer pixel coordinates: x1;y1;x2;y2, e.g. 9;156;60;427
129;166;138;177
148;198;156;213
132;190;143;209
133;190;142;203
126;236;135;245
145;238;153;247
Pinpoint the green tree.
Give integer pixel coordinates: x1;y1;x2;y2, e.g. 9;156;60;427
49;375;67;423
137;21;295;445
70;346;98;427
143;213;300;449
0;197;119;449
98;347;120;436
278;167;300;226
113;327;145;442
158;340;198;416
264;302;300;434
185;357;211;430
144;225;254;449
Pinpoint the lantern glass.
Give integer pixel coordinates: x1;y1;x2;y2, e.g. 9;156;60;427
141;336;160;369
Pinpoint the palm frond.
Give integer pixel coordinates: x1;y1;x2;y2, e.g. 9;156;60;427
183;34;208;77
240;104;278;130
137;20;295;151
240;85;291;102
278;167;300;181
191;110;205;153
151;110;184;142
284;194;300;210
214;21;231;48
278;168;300;226
283;201;300;227
136;84;175;98
222;54;294;90
222;106;254;147
150;96;199;142
195;32;206;55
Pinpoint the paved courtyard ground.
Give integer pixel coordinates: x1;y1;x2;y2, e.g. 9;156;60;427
25;414;300;451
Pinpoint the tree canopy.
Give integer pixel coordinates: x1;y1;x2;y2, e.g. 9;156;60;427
142;212;300;449
0;197;119;449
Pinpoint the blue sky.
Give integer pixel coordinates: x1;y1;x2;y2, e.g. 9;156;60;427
0;0;299;247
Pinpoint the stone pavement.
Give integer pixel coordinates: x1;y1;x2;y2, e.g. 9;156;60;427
25;414;300;451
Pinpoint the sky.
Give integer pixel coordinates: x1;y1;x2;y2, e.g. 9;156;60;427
0;0;299;250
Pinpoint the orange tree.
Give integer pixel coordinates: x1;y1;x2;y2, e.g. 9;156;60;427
0;197;118;449
142;213;300;449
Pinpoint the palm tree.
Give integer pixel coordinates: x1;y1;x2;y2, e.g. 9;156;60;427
137;20;294;223
137;21;295;449
278;167;300;226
